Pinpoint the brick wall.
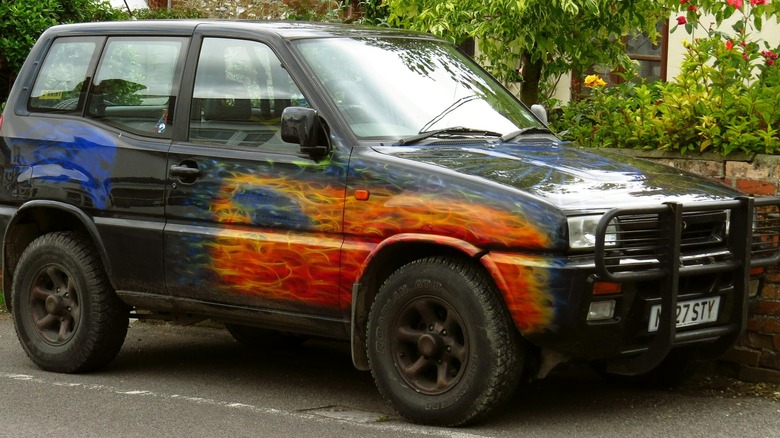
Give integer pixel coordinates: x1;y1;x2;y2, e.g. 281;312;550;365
613;149;780;383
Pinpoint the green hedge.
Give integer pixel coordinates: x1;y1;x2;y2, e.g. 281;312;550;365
550;41;780;156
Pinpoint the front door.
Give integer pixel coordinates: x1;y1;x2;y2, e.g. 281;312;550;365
164;36;348;319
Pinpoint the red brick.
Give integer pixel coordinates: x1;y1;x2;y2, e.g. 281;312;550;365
767;271;780;284
746;316;762;332
775;334;780;351
761;283;780;300
759;350;780;370
763;318;780;335
738;365;780;383
751;300;780;316
722;346;761;367
735;179;777;196
744;332;775;349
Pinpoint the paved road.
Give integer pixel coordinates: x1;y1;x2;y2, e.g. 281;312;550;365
1;313;778;437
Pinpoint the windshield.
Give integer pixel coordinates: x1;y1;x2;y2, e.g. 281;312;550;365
293;37;542;141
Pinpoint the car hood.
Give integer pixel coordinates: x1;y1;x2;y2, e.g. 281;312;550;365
372;141;739;211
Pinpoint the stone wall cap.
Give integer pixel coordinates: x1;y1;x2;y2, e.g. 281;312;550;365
598;148;756;162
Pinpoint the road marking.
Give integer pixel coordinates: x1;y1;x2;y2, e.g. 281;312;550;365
0;372;489;438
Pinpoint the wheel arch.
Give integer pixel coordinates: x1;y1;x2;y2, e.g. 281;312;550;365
3;201;113;312
349;235;489;370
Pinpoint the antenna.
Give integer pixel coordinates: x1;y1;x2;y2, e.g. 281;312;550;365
123;0;136;19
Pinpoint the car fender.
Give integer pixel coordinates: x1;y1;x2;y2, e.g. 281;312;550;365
349;233;484;370
2;200;114;311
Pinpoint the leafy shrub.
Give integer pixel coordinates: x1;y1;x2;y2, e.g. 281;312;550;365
177;0;343;20
551;0;780;156
0;0;127;108
132;7;206;19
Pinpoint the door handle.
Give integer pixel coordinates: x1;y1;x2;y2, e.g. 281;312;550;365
170;164;201;178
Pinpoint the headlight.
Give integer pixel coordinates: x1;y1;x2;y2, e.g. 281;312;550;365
567;215;617;250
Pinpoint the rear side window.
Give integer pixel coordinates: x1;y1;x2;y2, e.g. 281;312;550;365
29;37;101;112
87;37;187;138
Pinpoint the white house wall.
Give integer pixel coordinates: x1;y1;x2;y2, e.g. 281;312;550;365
666;13;780;80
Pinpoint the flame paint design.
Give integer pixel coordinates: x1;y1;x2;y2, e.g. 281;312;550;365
208;229;344;308
481;253;553;333
203;170;555;332
206;175;346;307
345;189;550;248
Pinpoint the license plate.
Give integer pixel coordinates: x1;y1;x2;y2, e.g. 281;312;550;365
648;297;720;332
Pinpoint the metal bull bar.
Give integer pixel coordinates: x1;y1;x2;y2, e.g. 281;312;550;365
593;196;780;375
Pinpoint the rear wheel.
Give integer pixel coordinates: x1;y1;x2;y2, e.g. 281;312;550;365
367;257;522;426
12;232;128;373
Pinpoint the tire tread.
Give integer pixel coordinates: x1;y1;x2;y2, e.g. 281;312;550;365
367;256;522;426
12;231;128;373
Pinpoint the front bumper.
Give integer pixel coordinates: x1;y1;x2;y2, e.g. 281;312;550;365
491;197;780;375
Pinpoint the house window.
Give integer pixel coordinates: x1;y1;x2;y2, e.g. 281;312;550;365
572;21;668;99
624;21;668;83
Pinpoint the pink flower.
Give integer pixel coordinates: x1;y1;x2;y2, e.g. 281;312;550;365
725;40;733;50
688;5;698;11
677;16;687;25
680;0;689;3
769;60;776;66
750;0;766;5
743;52;749;60
727;0;743;8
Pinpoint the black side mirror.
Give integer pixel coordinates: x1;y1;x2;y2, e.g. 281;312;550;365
281;107;330;157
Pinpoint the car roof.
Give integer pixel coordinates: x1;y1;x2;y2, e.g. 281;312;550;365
42;20;439;41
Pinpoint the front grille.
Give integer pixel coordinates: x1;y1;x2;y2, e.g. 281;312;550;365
617;210;726;258
594;197;780;282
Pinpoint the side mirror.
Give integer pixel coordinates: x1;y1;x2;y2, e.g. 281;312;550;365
281;107;330;157
530;104;548;125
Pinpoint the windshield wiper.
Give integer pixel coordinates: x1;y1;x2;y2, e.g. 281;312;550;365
500;126;555;142
395;127;503;146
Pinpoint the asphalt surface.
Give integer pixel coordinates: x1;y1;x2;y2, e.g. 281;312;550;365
1;312;778;437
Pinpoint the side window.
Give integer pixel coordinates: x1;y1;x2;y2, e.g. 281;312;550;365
29;38;101;112
189;38;308;152
87;37;186;138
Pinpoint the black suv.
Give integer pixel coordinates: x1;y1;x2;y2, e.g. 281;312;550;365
1;21;779;426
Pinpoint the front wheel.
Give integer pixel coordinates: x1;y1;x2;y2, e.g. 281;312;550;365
12;232;128;373
367;257;522;426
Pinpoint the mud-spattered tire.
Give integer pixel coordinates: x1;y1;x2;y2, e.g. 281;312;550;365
367;257;522;426
12;232;128;373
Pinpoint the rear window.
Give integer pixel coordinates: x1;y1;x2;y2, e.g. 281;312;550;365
29;37;102;112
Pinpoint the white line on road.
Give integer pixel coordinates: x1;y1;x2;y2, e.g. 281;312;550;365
0;372;489;438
